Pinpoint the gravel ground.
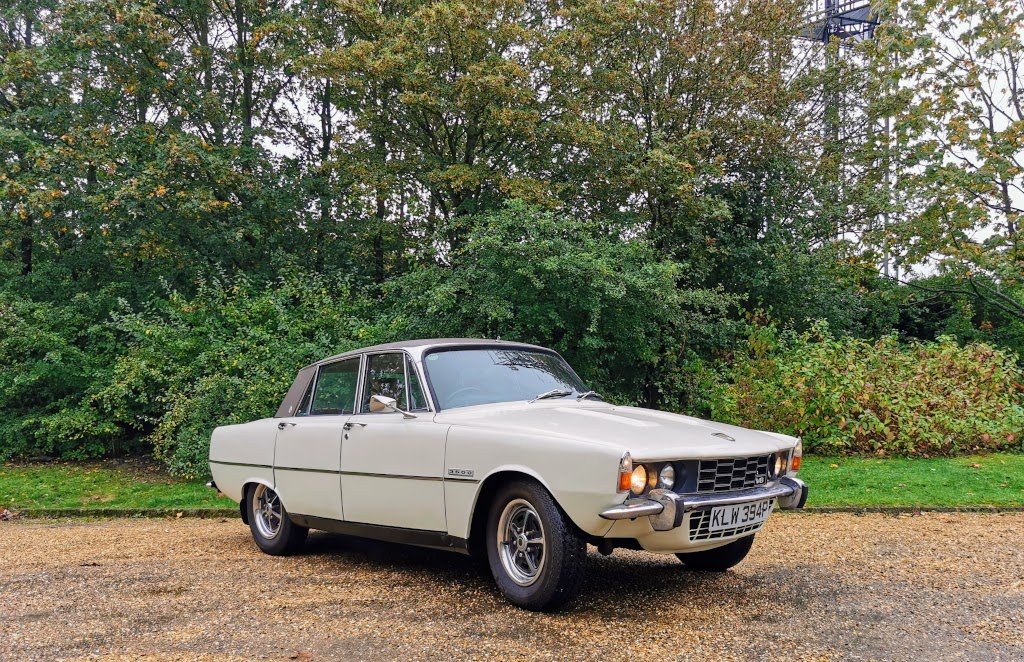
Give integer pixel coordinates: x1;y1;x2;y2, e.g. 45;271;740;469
2;512;1022;661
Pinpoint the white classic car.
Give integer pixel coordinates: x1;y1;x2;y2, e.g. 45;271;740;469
209;339;807;611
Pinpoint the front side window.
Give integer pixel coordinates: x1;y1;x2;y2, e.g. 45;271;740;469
362;353;408;412
423;348;587;410
308;358;360;415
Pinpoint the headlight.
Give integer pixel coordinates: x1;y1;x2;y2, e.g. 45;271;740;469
657;464;676;490
773;453;787;478
630;465;648;495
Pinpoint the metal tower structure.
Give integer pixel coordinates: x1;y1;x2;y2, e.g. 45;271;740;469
798;1;895;278
801;1;879;45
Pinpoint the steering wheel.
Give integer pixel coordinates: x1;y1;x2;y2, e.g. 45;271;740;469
445;386;485;407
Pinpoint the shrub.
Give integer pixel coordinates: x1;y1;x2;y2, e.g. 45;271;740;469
378;201;741;407
98;271;373;476
0;288;125;460
712;321;1024;455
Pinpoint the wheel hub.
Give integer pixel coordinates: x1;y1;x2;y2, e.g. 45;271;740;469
252;485;282;540
496;498;546;587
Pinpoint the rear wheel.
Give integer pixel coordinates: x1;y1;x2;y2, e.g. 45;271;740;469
247;484;307;556
676;534;754;571
486;480;587;611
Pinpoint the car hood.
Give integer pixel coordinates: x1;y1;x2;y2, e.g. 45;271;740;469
433;400;796;460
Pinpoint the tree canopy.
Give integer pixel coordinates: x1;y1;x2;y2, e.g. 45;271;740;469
2;0;1022;469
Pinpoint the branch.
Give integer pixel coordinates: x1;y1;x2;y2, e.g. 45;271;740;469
854;264;1024;322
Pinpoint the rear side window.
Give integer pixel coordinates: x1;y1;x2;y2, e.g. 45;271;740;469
295;377;315;416
362;353;408;412
308;358;360;415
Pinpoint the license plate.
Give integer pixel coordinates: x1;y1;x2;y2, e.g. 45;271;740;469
707;499;773;532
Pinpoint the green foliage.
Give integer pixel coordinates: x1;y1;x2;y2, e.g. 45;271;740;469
0;288;123;460
862;0;1024;324
893;275;1024;357
380;202;741;407
98;271;372;477
2;0;1021;470
714;322;1024;456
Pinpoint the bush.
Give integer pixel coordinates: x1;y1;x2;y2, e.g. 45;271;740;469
0;288;125;460
378;201;741;407
96;271;372;476
712;321;1024;455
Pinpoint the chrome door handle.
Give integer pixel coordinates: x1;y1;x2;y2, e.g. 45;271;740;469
343;422;366;430
277;421;296;430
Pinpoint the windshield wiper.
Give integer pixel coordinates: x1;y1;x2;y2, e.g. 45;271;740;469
576;390;603;401
531;388;572;402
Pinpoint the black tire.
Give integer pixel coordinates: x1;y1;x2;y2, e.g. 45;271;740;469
247;483;308;556
676;534;754;571
485;479;587;612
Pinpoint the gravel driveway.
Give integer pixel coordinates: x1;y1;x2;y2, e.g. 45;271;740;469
2;512;1022;661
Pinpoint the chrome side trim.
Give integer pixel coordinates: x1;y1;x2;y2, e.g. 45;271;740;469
342;470;442;482
274;466;343;475
209;460;273;469
214;461;473;483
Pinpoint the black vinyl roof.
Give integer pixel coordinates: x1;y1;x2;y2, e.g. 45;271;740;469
305;338;550;369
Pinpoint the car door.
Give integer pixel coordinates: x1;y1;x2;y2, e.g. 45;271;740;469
341;352;447;531
273;356;361;521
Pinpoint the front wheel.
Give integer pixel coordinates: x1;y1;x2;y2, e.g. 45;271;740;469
247;484;308;556
676;534;754;571
486;480;587;611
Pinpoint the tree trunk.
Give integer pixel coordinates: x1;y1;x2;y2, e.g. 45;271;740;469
372;130;387;285
315;79;333;272
18;12;34;275
232;0;254;150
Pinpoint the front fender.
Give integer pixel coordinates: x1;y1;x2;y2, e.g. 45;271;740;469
443;426;626;539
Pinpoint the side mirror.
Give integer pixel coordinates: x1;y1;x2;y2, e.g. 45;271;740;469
369;394;416;419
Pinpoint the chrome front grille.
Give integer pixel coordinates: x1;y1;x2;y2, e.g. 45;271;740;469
696;455;771;493
688;503;774;541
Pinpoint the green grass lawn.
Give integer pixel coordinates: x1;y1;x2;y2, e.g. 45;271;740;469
0;461;232;512
1;454;1022;513
800;453;1024;508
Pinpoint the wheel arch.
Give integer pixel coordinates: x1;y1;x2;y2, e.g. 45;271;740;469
467;468;558;558
239;477;275;525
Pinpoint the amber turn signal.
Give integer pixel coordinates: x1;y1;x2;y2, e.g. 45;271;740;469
617;453;633;492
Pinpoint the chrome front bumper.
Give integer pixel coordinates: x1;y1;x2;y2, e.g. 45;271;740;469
599;476;808;532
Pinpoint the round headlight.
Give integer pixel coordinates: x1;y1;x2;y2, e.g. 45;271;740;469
630;465;648;495
772;453;787;478
658;464;676;490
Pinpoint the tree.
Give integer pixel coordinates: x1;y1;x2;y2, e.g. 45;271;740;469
558;0;815;271
313;0;574;262
380;201;740;408
867;0;1024;323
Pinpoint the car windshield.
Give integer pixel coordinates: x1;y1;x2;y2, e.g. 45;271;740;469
424;348;588;410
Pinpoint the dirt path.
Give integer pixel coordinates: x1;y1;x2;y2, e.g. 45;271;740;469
2;513;1022;661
